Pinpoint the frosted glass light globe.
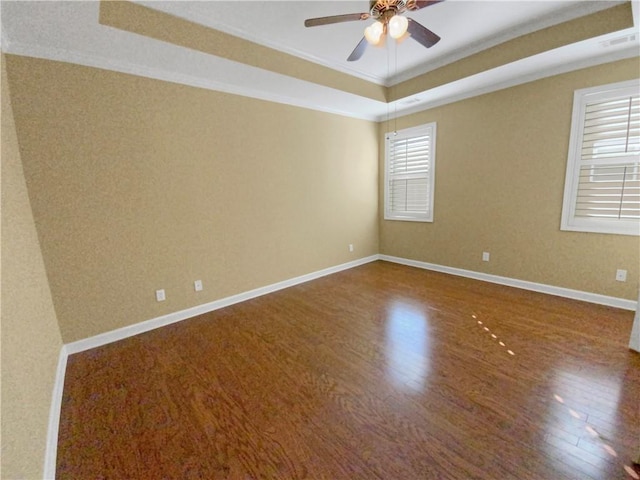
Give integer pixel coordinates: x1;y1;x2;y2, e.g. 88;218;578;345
389;15;409;39
364;21;384;45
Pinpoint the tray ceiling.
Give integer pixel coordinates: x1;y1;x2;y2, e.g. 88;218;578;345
1;1;638;120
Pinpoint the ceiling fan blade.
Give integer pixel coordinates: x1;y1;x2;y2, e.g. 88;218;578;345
347;37;368;62
304;13;369;27
406;18;441;48
407;0;445;10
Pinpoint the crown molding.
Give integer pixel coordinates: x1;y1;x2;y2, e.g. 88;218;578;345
133;0;388;86
379;40;640;122
387;0;627;86
3;41;382;122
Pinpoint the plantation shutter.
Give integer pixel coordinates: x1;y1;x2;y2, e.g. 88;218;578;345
575;92;640;220
385;123;436;221
562;80;640;236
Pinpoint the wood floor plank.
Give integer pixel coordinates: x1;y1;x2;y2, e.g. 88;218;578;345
57;261;640;479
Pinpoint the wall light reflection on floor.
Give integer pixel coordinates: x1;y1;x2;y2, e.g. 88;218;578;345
385;301;431;392
624;465;640;479
472;314;515;356
547;369;631;477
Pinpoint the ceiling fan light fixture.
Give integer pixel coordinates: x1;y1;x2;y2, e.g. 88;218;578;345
388;15;409;39
364;21;384;45
303;0;442;61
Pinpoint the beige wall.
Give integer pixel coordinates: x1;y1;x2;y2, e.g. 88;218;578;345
380;57;640;300
1;55;64;479
5;55;380;343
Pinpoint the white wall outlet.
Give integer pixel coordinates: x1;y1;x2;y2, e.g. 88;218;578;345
616;269;627;282
482;252;490;262
194;280;203;291
349;244;354;252
155;289;166;302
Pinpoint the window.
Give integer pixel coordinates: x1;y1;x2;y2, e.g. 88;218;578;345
384;123;436;222
561;79;640;236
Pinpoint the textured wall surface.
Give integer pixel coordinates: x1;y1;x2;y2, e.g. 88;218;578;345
380;57;640;300
6;55;380;343
1;55;64;479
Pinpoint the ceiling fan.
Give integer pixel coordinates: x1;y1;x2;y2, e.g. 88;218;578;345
304;0;443;62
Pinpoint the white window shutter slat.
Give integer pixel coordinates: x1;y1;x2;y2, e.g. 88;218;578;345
561;79;640;236
385;123;436;222
576;92;640;220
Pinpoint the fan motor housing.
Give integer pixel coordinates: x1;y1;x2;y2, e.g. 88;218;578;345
370;0;408;18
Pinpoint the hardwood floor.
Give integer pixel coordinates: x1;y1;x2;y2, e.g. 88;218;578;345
57;261;640;479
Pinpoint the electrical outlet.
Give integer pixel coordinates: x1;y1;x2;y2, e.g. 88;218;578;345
155;289;166;302
615;269;627;282
194;280;203;292
349;244;354;252
482;252;490;262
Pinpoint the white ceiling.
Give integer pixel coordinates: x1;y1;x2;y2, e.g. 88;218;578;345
1;0;639;121
132;0;628;85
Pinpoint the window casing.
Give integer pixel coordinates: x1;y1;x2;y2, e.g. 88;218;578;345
384;123;436;222
560;79;640;236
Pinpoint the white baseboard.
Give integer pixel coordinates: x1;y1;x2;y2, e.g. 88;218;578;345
379;255;637;311
64;252;636;357
65;255;379;355
629;290;640;352
43;345;68;480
